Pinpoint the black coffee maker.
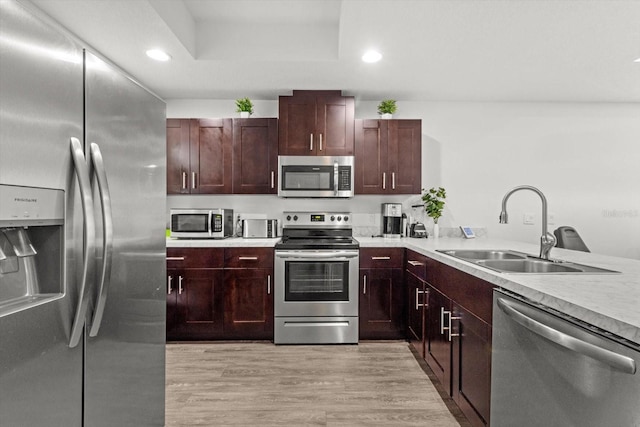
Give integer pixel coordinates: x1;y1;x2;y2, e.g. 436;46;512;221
382;203;403;238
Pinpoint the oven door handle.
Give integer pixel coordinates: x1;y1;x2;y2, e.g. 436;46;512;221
276;251;358;260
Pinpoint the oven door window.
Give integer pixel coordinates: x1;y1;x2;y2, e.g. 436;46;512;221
281;166;334;191
284;261;348;301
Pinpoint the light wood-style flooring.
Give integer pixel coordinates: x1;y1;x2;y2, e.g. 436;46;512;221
166;342;470;426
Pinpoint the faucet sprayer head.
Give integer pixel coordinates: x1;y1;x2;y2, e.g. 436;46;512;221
499;211;508;224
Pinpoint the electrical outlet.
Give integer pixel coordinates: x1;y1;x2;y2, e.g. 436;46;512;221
523;213;535;225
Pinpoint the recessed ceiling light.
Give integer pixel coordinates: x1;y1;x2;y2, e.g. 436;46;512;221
146;49;171;62
362;50;382;63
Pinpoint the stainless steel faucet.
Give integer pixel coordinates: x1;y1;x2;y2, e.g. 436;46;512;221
499;185;557;260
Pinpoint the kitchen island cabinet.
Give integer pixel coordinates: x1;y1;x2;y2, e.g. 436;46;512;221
358;248;405;340
354;119;422;194
278;90;355;156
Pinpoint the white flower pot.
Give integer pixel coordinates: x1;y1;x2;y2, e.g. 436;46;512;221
380;113;393;119
240;111;250;118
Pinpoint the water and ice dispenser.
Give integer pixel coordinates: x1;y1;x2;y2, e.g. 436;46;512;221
0;184;64;316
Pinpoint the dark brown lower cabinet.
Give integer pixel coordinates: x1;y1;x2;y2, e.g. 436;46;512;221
424;285;452;394
166;267;224;340
359;267;405;339
359;247;405;340
406;271;425;356
223;268;273;340
451;303;492;427
422;257;494;427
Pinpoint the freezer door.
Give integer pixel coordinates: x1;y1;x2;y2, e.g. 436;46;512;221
0;1;83;426
83;50;166;426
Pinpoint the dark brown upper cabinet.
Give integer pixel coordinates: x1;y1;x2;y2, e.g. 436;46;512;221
354;119;422;194
278;90;355;156
166;118;233;194
232;118;278;194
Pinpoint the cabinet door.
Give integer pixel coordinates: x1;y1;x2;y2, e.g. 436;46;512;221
315;94;354;156
232;118;278;194
190;118;232;193
387;120;421;194
166;268;179;337
278;95;317;155
166;119;190;194
359;268;404;339
451;303;492;427
175;268;224;339
355;119;388;194
406;272;426;357
424;285;452;395
223;268;273;340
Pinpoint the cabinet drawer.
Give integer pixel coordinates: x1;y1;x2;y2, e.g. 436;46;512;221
166;248;224;269
360;247;404;269
224;247;273;268
405;249;427;280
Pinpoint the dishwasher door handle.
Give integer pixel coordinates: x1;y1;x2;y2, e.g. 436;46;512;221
497;297;636;375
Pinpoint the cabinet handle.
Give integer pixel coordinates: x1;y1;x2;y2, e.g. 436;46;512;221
310;134;313;151
319;133;323;151
271;171;275;189
392;172;396;190
238;256;258;261
371;256;391;260
442;309;462;341
363;275;367;295
416;288;427;310
178;276;183;295
167;256;185;261
382;172;386;190
407;260;423;266
267;275;271;295
167;276;173;295
191;172;197;189
182;171;187;190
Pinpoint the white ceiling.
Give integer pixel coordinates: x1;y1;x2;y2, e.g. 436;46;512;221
30;0;640;102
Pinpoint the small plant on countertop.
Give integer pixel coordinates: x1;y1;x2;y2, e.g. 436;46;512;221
422;187;446;224
235;97;254;115
377;99;397;115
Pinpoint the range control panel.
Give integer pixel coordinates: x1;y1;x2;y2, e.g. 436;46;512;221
282;211;352;228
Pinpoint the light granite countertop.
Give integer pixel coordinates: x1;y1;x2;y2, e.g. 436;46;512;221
166;236;640;345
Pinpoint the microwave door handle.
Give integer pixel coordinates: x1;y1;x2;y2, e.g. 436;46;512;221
208;211;213;236
88;143;114;337
334;162;339;196
69;137;96;348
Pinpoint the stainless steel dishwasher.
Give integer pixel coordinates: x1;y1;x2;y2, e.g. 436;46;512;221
491;290;639;427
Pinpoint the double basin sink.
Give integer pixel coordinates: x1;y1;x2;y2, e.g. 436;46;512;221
437;249;618;274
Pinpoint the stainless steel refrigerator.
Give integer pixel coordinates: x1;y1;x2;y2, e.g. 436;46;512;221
0;1;166;425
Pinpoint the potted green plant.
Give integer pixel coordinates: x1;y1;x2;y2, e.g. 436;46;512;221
421;187;446;237
236;97;254;118
377;99;397;119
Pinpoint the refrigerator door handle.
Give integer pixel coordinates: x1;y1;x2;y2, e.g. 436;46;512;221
88;142;114;337
69;137;96;348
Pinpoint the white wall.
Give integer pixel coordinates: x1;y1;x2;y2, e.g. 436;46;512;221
167;99;640;260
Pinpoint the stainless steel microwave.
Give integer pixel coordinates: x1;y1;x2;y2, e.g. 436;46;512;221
170;208;234;239
278;155;354;198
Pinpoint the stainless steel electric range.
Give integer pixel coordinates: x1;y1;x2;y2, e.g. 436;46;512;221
274;211;359;344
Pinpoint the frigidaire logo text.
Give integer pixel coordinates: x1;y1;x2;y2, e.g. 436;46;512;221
14;197;37;203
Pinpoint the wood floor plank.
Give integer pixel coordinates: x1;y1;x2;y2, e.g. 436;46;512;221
166;342;466;426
